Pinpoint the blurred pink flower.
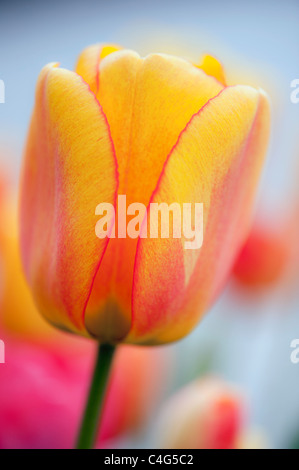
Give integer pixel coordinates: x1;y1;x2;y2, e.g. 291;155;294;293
0;336;168;449
0;337;90;449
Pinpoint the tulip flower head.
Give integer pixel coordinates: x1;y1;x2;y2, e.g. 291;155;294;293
20;44;270;345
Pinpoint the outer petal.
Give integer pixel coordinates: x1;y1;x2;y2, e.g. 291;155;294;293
19;64;118;335
76;43;122;95
84;51;224;342
128;86;270;345
0;194;55;338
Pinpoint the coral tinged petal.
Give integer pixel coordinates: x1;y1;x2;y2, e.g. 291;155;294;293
20;64;118;334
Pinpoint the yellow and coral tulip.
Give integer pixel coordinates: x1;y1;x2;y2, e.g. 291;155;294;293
19;43;270;345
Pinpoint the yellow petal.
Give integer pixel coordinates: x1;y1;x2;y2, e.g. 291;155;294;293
127;86;270;344
197;54;226;86
76;43;122;94
19;64;118;335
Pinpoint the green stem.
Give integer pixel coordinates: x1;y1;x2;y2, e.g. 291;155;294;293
76;342;116;449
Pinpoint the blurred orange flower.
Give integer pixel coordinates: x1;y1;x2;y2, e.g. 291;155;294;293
155;377;255;449
232;219;291;291
19;44;270;345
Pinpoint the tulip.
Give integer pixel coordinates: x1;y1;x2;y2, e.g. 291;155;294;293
20;44;270;345
19;43;270;447
155;378;244;449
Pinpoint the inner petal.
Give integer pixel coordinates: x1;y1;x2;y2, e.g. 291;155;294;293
76;43;122;95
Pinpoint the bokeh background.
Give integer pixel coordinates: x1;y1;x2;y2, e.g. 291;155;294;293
0;0;299;449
